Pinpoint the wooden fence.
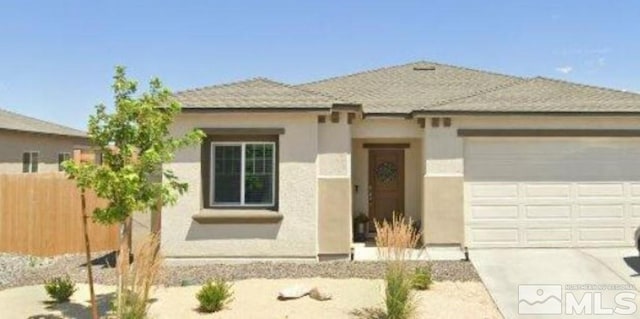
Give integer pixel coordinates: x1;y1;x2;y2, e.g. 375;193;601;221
0;172;119;256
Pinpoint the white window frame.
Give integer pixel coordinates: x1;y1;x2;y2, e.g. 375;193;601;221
22;151;39;173
210;141;276;207
58;152;71;171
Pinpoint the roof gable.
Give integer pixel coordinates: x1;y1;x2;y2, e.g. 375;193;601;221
175;77;339;110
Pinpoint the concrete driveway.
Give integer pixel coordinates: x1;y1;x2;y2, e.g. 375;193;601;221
471;248;640;318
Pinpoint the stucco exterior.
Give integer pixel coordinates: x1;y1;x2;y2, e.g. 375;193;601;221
162;112;430;260
317;113;353;259
0;130;88;173
162;112;321;260
163;111;640;259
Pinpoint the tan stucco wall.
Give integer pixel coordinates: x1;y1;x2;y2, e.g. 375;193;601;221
318;117;351;176
318;178;352;255
317;114;352;258
352;138;422;222
162;113;320;259
352;118;422;139
423;176;463;244
0;130;87;173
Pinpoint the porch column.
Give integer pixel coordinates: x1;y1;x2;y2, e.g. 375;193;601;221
317;112;353;261
422;118;465;245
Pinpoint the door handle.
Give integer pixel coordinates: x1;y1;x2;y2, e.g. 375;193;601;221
368;185;373;203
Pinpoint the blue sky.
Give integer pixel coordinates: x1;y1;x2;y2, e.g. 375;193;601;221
1;1;639;130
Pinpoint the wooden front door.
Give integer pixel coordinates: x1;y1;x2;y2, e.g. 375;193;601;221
368;149;405;227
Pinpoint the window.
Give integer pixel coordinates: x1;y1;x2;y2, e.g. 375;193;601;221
210;142;276;207
22;151;39;173
58;152;71;171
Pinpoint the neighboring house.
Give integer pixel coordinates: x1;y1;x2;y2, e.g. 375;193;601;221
162;61;640;261
0;107;88;173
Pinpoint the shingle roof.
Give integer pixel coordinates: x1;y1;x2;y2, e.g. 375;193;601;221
423;77;640;113
0;107;87;137
175;77;340;109
297;61;525;113
174;61;640;115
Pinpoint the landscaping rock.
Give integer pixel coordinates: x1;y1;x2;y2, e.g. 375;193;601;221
309;287;332;301
0;252;480;291
278;285;310;300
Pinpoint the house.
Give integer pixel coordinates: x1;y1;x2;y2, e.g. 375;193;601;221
161;61;640;261
0;107;88;173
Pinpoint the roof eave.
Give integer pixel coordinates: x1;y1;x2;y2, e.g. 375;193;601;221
181;106;332;113
411;110;640;117
0;127;88;139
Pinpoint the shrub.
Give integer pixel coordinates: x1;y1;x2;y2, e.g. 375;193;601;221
385;264;415;319
44;275;77;303
196;279;233;313
412;266;432;290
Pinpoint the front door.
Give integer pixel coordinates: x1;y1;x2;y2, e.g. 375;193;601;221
368;148;405;227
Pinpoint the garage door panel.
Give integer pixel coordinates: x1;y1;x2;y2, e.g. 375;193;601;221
468;228;519;245
525;228;572;244
471;205;518;220
578;227;626;242
577;205;624;218
630;184;640;196
465;137;639;248
469;183;518;199
632;205;640;217
525;205;571;219
577;183;624;197
524;184;571;198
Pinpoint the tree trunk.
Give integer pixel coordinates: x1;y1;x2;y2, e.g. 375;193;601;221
81;190;99;319
116;217;132;318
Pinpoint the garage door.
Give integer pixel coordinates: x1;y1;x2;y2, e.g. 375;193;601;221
464;137;640;248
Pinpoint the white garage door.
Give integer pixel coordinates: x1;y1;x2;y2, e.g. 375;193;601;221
464;137;640;248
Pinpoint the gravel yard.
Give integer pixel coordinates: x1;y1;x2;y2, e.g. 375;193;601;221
0;280;502;319
0;251;479;290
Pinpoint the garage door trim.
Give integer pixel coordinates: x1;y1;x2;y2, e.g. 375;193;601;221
458;129;640;137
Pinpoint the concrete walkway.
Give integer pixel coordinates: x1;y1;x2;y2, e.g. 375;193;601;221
471;248;640;318
352;244;465;261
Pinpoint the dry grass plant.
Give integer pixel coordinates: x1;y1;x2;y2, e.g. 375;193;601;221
373;212;423;319
374;212;421;261
113;233;163;319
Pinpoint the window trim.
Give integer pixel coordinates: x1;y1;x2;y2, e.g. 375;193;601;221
210;141;277;208
22;151;39;173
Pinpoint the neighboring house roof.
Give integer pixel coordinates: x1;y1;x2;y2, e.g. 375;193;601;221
175;60;640;115
297;61;525;114
0;107;87;138
175;77;341;110
423;77;640;113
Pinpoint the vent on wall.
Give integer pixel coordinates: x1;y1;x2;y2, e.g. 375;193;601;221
413;66;436;71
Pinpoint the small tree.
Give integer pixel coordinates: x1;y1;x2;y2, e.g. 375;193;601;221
64;66;204;318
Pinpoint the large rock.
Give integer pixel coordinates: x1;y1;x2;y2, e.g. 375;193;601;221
277;285;311;300
309;287;332;301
